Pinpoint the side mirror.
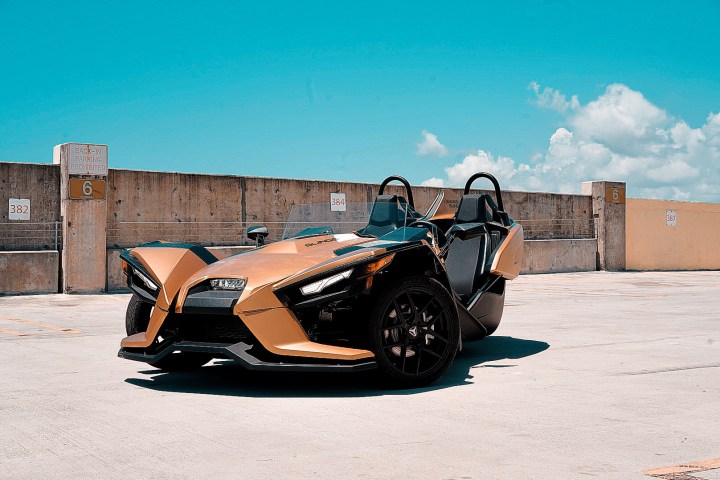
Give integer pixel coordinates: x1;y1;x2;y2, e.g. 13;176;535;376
247;226;269;246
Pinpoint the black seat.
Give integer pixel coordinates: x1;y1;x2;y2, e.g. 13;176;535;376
444;194;498;301
359;195;416;238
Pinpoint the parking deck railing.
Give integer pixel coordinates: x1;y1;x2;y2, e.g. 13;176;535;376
516;218;595;240
106;216;595;249
0;221;62;251
106;220;368;248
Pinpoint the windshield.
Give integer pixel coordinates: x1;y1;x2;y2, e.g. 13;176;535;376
282;200;420;240
282;202;372;239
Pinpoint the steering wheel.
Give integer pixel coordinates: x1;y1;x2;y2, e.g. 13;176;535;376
408;220;447;247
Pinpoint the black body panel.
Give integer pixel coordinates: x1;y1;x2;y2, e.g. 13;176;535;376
118;341;377;372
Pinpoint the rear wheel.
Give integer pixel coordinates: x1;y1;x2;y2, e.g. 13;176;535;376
369;276;459;388
125;294;211;371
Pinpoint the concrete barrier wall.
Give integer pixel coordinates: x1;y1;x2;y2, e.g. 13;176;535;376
1;162;601;293
0;163;593;248
627;198;720;270
105;167;593;247
0;163;60;250
522;239;597;273
0;251;59;294
0;163;60;223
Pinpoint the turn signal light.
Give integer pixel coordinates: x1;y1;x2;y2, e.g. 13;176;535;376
360;254;395;276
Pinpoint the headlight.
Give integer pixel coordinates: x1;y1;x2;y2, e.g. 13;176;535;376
300;269;352;296
210;278;247;291
133;268;158;291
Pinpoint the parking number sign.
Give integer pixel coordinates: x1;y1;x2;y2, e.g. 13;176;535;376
330;193;346;212
69;178;106;199
666;210;677;227
9;198;30;220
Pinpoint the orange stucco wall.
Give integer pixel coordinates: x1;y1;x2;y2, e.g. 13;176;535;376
626;198;720;270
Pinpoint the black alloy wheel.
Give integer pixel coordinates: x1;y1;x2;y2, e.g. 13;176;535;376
369;276;459;387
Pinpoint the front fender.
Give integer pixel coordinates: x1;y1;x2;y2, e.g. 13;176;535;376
120;243;218;348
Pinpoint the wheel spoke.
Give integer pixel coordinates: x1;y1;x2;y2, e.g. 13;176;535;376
423;347;442;359
400;341;408;372
405;292;417;314
418;297;435;318
426;330;450;344
424;311;444;328
382;341;405;349
392;300;405;324
415;344;423;375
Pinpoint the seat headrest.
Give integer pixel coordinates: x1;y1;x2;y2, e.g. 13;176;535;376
455;194;495;224
374;195;408;204
369;195;408;227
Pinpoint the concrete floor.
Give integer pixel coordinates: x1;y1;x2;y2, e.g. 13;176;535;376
0;271;718;480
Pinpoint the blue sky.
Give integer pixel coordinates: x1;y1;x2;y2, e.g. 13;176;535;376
1;1;719;200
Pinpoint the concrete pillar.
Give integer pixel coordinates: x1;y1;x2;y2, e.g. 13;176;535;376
582;181;626;271
54;143;108;293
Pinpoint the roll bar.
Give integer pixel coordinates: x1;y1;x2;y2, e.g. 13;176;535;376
378;175;414;208
464;172;504;211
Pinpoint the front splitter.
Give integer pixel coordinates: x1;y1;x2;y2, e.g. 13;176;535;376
119;340;377;373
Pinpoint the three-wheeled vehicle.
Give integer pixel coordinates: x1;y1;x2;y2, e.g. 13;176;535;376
118;172;523;387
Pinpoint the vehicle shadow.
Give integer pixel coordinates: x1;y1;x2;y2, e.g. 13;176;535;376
124;335;549;398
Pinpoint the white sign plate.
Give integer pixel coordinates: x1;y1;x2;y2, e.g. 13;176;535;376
330;192;346;212
68;143;108;176
666;210;677;227
9;198;30;220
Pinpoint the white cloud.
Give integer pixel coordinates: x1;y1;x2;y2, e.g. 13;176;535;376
529;81;579;113
421;177;445;187
416;130;449;157
445;150;518;187
568;84;668;156
423;84;720;201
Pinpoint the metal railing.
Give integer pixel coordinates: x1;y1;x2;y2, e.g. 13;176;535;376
0;222;62;251
0;217;595;251
107;221;249;249
106;216;595;248
517;218;596;240
106;220;367;248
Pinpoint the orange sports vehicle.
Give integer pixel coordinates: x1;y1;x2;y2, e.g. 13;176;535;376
118;173;524;387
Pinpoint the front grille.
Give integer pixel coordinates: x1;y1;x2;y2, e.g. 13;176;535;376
178;314;252;343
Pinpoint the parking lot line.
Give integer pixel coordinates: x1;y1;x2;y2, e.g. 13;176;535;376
516;287;669;298
0;327;30;337
0;314;81;334
644;456;720;477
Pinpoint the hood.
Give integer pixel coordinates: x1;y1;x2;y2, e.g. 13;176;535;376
179;233;375;302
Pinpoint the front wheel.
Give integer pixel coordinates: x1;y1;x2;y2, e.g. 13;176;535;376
125;294;212;371
369;276;460;388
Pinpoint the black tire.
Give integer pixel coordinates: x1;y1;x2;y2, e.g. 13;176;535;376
125;294;152;336
125;294;211;371
369;276;460;388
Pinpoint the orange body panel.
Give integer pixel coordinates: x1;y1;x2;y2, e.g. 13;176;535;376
240;306;373;360
490;224;524;280
121;234;378;359
121;306;168;348
121;247;214;348
426;189;461;221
